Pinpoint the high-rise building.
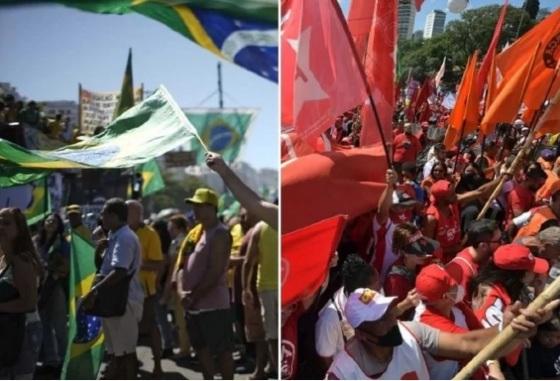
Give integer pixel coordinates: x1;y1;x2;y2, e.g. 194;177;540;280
398;0;416;40
424;10;446;39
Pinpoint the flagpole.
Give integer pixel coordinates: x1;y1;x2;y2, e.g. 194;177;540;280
330;0;392;168
78;83;82;135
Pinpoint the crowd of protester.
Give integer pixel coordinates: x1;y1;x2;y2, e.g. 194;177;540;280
281;102;560;379
0;152;278;380
0;94;74;148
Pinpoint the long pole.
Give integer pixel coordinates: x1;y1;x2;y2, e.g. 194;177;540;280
331;0;392;168
78;83;82;134
217;62;224;109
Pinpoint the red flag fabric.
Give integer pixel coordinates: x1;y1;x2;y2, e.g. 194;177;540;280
281;0;367;143
415;0;425;11
414;79;434;117
347;0;375;63
360;0;396;147
282;145;387;234
476;0;508;99
281;215;347;307
535;88;560;137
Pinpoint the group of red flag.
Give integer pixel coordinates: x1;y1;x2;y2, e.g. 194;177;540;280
281;0;560;309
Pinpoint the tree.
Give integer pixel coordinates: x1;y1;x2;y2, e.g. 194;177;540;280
523;0;540;20
145;170;209;213
397;5;536;86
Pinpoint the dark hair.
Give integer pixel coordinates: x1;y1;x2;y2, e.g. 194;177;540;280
37;213;65;250
525;163;547;181
1;208;43;273
434;143;445;152
342;254;375;295
401;162;417;177
471;262;526;301
467;219;497;247
169;214;188;231
151;220;171;255
430;160;448;178
393;223;418;251
104;198;128;222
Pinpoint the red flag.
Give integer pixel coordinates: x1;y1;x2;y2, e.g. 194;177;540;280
476;0;508;99
281;215;347;307
282;145;387;234
360;0;396;147
415;0;425;11
347;0;375;63
281;0;368;143
414;79;434;116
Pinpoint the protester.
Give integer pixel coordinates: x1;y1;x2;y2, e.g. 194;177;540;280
393;123;422;171
179;188;234;380
81;198;144;379
515;179;560;238
326;287;558;379
506;163;547;224
66;204;92;242
126;199;165;378
34;213;69;373
0;208;43;379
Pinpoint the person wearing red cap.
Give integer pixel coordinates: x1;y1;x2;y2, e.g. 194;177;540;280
472;243;550;367
515;179;560;239
423;176;501;263
445;219;502;304
414;264;502;379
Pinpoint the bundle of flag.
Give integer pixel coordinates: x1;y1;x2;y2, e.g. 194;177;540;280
0;0;278;82
61;233;104;380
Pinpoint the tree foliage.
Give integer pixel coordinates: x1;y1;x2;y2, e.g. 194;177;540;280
397;5;536;87
523;0;540;20
145;170;208;213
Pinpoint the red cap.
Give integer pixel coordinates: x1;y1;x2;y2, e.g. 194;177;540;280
431;180;453;200
493;243;549;275
415;264;457;301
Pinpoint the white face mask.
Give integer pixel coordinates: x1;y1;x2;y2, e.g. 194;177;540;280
447;285;465;304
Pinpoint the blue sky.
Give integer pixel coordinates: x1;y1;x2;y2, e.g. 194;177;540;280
0;3;278;170
341;0;558;31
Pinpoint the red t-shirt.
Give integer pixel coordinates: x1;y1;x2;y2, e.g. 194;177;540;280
393;133;422;164
282;304;304;379
446;248;480;303
426;203;461;262
384;261;415;305
506;184;535;223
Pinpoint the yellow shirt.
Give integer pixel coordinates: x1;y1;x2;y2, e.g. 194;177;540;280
227;223;244;287
174;223;203;274
135;225;163;296
257;222;278;291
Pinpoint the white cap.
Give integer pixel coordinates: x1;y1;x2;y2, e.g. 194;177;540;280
345;288;397;328
514;119;524;127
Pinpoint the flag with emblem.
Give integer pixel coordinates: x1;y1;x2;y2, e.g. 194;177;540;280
184;108;257;163
0;0;278;82
0;176;51;225
61;233;104;380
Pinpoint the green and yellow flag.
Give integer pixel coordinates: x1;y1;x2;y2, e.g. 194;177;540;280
114;48;135;118
62;233;104;380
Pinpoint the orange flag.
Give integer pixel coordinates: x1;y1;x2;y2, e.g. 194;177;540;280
496;8;560;113
486;49;498;113
535;88;560;137
480;43;540;135
444;52;479;149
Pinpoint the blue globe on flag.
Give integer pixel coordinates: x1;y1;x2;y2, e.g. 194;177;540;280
209;124;237;152
74;309;102;344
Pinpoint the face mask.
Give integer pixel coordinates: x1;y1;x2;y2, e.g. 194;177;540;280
376;324;404;347
454;286;465;304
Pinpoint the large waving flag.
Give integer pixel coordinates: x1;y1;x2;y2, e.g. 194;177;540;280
282;215;346;307
360;0;396;147
0;0;278;82
497;8;560;112
0;177;52;225
62;233;104;380
113;48;135;119
347;0;374;63
480;44;540;135
282;145;387;234
0;86;202;169
281;0;368;143
184;108;257;163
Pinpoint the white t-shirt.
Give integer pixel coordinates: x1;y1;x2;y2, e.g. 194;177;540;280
315;288;351;358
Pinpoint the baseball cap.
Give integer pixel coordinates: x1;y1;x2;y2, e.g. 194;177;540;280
431;180;453;200
401;231;440;256
345;288;397;329
416;264;457;301
185;188;219;208
493;243;549;275
66;204;82;215
541;149;556;160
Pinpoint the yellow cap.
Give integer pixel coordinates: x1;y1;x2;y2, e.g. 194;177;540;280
66;204;82;214
185;188;219;208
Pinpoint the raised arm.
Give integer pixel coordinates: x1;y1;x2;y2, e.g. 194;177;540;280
377;169;397;225
206;152;277;230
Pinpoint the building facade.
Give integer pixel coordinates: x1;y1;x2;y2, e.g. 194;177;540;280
424;10;446;39
398;0;416;40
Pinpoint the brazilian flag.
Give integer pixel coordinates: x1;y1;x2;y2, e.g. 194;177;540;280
62;233;104;380
137;159;165;197
24;177;52;226
185;108;257;164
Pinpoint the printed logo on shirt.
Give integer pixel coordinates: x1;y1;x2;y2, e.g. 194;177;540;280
359;289;377;304
281;339;296;379
483;298;504;327
554;356;560;375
